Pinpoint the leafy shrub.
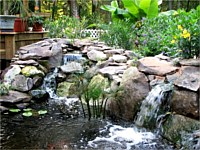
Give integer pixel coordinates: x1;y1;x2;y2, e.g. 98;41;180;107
101;0;161;22
44;15;87;39
134;6;200;58
100;20;136;50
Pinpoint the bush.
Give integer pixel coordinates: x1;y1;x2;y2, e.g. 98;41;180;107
100;20;135;50
134;6;200;58
44;15;87;39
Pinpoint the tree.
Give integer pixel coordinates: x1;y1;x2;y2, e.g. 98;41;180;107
68;0;79;18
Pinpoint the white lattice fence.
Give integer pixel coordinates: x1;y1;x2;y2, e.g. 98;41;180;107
81;29;105;38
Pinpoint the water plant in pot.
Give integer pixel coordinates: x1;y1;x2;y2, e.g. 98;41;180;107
9;0;30;32
28;15;44;32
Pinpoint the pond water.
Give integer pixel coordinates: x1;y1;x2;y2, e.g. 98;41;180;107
0;102;175;150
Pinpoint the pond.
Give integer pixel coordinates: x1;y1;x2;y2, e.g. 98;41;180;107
0;102;175;150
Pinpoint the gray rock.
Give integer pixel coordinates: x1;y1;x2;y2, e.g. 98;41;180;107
87;50;107;61
171;88;199;119
161;114;200;149
11;75;33;92
166;72;180;83
13;60;39;66
60;62;83;73
32;76;43;88
137;57;178;76
3;65;21;86
19;45;52;59
0;90;31;103
181;66;200;75
98;66;127;76
112;55;127;63
107;67;150;120
0;105;9;112
88;46;104;51
48;43;63;68
104;49;124;54
174;74;200;91
179;59;200;66
30;89;48;99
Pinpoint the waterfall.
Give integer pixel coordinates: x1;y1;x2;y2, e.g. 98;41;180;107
42;68;59;99
63;54;85;65
41;67;80;117
134;83;173;128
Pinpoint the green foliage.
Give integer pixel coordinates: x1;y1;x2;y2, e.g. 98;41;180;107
0;83;9;96
100;20;136;49
37;110;48;115
9;108;21;113
9;0;29;18
22;111;33;117
8;107;47;117
134;6;200;58
28;15;44;25
101;0;160;22
44;15;87;39
72;72;109;120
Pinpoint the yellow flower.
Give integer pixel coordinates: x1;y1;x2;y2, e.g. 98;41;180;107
178;25;183;31
171;40;176;44
181;29;190;40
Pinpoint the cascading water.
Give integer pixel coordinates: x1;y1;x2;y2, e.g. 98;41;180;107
40;53;86;117
86;84;175;149
42;68;59;99
134;83;173;129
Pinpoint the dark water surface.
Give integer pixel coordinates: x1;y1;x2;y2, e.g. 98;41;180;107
0;102;175;150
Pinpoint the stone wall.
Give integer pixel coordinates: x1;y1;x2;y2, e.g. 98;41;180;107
0;38;199;122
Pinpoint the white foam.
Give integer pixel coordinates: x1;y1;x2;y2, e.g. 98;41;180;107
88;122;156;150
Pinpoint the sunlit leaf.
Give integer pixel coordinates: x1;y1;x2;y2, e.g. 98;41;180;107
23;108;32;111
9;108;21;112
22;111;33;117
38;110;47;115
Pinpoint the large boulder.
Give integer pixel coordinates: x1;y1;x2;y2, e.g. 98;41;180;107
137;57;178;76
3;65;21;86
11;75;33;92
106;67;150;121
48;43;63;68
171;87;199;119
161;114;200;149
19;45;53;59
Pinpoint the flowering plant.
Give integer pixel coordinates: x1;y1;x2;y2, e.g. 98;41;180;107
134;5;199;59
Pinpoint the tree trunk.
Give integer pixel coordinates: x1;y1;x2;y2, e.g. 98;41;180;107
168;0;173;10
68;0;79;18
3;0;9;15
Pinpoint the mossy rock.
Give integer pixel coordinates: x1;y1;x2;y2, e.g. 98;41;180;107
21;66;45;77
161;114;200;149
56;81;76;97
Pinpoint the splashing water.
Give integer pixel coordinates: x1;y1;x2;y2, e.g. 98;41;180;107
134;83;173;128
87;122;168;150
